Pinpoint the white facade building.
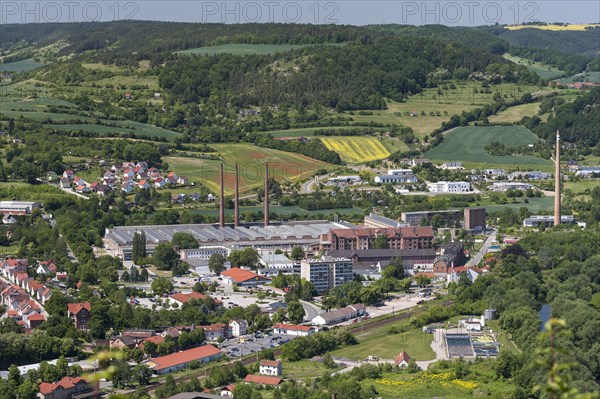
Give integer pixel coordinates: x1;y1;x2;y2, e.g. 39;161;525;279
427;181;471;193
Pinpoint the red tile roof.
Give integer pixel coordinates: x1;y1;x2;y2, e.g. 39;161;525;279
140;335;164;347
221;268;270;283
67;302;91;315
273;323;313;332
244;374;282;386
395;351;411;364
28;313;46;321
149;345;222;371
259;360;281;367
39;377;84;395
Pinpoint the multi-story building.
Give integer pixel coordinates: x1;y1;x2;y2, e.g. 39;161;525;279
427;181;471;193
228;320;247;338
464;208;486;230
321;227;434;251
523;215;575;228
400;210;461;227
67;302;91;330
39;377;99;399
300;257;354;294
363;213;409;229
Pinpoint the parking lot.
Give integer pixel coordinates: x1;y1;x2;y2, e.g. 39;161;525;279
220;333;293;359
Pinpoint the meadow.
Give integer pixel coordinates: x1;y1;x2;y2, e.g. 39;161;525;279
320;136;391;163
176;43;310;56
344;81;545;137
331;327;435;361
559;71;600;84
502;53;564;79
488;102;542;124
165;143;330;194
424;126;552;167
175;205;364;218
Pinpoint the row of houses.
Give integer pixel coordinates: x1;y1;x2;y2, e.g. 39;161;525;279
61;161;190;195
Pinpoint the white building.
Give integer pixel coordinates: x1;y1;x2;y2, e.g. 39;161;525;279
374;169;418;184
300;257;354;294
427;181;471;193
272;323;315;336
326;175;362;185
259;360;282;376
576;166;600;176
228;320;247;338
0;201;40;216
490;182;535;192
523;215;575;228
258;252;296;269
439;162;464;170
312;303;366;326
179;246;230;261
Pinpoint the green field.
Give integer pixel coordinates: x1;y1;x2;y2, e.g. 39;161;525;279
488;102;542;124
165;143;329;194
564;180;600;194
483;196;554;213
424;126;552;167
320;136;391;163
559;71;600;84
283;359;341;378
0;58;43;73
502;53;564;79
331;327;435;361
177;44;310;56
343;82;545;137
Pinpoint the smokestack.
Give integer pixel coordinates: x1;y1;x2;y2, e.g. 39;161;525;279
554;130;561;226
219;163;225;228
234;163;240;227
264;162;269;227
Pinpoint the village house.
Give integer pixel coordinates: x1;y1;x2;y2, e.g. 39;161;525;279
272;323;315;336
243;374;282;387
39;376;99;399
394;351;412;368
68;302;91;330
228;319;247;338
259;360;282;376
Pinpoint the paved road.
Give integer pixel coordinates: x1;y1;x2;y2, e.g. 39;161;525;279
467;228;497;267
300;300;321;321
58;186;90;200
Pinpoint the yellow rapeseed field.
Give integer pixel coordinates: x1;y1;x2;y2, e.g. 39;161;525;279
320;136;391;163
506;24;600;31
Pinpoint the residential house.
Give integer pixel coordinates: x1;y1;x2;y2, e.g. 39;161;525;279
67;302;91;330
59;177;71;189
166;172;178;184
201;323;229;341
259;360;282;376
154;178;167;189
228;320;247;338
439;161;464;170
137;180;150;190
26;312;45;329
109;335;138;350
177;176;189;185
394;351;411;368
73;176;87;187
62;170;75;180
39;376;99;399
243;375;282;387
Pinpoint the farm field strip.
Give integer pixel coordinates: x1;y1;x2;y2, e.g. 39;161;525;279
320;136;390;163
424;125;552;166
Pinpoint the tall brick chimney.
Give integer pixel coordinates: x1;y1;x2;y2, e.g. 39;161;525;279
554;130;561;226
219;163;225;228
234;163;240;227
264;162;269;227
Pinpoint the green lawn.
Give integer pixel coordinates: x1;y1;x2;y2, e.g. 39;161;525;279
502;53;564;79
330;327;435;361
483;196;554;213
177;44;311;56
283;359;340;378
424;126;552;167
